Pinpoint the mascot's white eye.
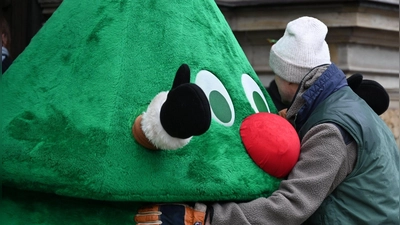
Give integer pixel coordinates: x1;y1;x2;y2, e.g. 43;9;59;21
241;74;270;113
195;70;234;127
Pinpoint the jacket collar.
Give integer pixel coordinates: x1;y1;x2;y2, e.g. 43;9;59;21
294;63;347;130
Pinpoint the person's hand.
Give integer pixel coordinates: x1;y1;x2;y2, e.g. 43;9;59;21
135;203;209;225
278;108;287;118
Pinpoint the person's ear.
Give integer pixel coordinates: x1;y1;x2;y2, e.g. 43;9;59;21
2;33;7;46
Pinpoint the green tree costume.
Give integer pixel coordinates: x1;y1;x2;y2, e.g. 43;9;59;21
0;0;301;224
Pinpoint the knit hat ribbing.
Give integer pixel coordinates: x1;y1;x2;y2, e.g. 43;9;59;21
269;16;331;84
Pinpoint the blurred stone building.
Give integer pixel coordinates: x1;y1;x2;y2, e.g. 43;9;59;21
2;0;399;145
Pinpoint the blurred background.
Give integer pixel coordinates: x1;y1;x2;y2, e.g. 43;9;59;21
2;0;399;146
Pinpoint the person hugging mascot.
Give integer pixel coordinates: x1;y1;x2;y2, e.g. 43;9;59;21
1;0;386;224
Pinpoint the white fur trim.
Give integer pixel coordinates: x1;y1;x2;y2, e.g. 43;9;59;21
141;92;192;150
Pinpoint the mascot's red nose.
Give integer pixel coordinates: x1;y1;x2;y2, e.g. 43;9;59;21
240;112;300;178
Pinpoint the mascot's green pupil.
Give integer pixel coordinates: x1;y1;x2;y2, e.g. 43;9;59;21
253;92;269;112
209;90;232;123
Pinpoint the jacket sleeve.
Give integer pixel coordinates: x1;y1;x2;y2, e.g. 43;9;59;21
211;123;357;225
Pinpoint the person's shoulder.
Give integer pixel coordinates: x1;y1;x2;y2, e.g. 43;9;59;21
2;56;13;73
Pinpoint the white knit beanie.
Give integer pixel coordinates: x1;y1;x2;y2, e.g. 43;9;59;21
269;16;331;84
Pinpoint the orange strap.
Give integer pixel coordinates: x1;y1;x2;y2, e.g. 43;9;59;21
185;207;206;225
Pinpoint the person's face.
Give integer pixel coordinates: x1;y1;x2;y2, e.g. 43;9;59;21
274;75;298;105
2;33;7;47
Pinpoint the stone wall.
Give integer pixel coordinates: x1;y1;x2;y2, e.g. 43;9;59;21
380;108;400;148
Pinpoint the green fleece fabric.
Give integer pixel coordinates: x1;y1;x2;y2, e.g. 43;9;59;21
1;186;139;225
1;0;282;223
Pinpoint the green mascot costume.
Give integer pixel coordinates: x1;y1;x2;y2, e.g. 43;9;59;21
0;0;303;224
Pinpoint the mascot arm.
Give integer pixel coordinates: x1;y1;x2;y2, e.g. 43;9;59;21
133;64;211;150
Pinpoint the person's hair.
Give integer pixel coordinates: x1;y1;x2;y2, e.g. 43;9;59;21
1;16;11;53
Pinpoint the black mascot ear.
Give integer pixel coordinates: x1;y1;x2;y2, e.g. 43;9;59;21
171;63;190;89
347;73;363;91
355;79;389;116
347;73;389;115
160;64;211;139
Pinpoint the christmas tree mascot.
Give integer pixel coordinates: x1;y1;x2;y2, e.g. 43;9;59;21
0;0;302;224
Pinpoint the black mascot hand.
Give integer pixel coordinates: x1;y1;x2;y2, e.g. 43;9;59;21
347;73;389;115
160;64;211;139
